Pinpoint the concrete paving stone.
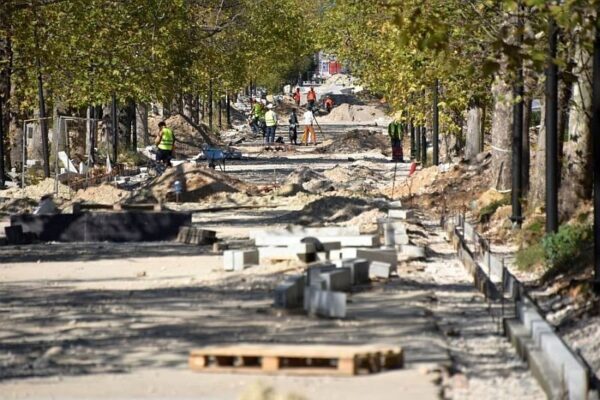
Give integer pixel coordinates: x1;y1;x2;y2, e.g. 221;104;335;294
369;261;392;279
388;209;415;220
341;248;398;270
341;258;370;284
397;244;426;259
303;287;347;318
319;267;352;292
223;249;259;271
388;200;403;209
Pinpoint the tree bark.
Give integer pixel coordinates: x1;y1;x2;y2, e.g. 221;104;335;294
135;102;149;146
522;97;532;195
529;97;546;207
490;76;514;190
465;103;482;161
559;40;594;218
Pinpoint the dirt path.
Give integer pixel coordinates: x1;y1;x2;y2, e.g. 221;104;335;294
0;214;544;399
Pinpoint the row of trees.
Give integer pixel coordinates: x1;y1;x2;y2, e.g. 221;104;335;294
319;0;599;225
0;0;317;181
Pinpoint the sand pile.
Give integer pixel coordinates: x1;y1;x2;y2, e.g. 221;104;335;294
3;178;70;200
74;183;129;205
0;197;38;216
149;162;253;202
318;103;386;123
318;129;388;153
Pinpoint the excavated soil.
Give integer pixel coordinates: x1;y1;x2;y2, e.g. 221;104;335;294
317;129;389;154
73;183;130;205
148;162;255;202
317;103;386;123
3;178;71;200
280;195;384;226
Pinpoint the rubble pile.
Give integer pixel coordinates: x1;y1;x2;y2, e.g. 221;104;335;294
318;129;389;154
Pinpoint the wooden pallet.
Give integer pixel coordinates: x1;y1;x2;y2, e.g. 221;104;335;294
189;343;403;376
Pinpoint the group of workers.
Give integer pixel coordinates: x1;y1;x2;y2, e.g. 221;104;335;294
250;87;330;149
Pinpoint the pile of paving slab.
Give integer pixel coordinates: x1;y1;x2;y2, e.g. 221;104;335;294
222;202;426;319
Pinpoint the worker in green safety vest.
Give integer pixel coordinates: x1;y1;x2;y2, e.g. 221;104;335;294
388;120;403;162
155;120;175;166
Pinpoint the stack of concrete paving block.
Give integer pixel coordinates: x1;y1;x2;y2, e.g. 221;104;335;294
223;249;259;271
317;268;352;292
176;227;216;245
258;242;316;262
303;286;347;318
338;258;370;285
305;262;336;286
391;221;410;245
274;275;306;308
340;248;398;272
369;261;393;279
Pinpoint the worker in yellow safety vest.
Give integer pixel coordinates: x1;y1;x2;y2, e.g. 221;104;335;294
264;103;278;149
155;121;175;166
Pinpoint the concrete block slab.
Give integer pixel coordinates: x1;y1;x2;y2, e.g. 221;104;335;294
320;268;352;292
306;262;336;286
341;258;370;284
398;244;426;259
274;275;305;308
329;249;342;260
388;200;403;209
369;261;392;279
388;209;415;220
223;249;259;271
177;226;216;245
303;287;347;318
321;241;342;251
341;248;398;270
255;234;377;248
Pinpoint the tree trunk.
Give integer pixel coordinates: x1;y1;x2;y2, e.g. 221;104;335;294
465;103;482;161
135;102;149;146
183;94;193;119
529;97;546;207
522;97;532;195
559;40;594;218
490;76;513;190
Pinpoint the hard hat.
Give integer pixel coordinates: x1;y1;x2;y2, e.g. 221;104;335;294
266;103;273;109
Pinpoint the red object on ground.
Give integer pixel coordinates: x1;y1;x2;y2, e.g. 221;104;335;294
409;162;417;177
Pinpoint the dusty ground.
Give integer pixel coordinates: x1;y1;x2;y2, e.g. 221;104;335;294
0;109;546;399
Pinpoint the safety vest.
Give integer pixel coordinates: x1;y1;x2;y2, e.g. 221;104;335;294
265;110;277;127
307;90;316;101
388;122;402;140
158;128;174;150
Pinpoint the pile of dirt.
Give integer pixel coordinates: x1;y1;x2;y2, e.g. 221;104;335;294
148;162;254;202
281;195;382;225
317;129;389;154
0;197;38;216
149;115;220;155
388;160;493;217
279;166;335;195
317;103;386;123
73;183;129;205
3;178;71;200
341;208;386;234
